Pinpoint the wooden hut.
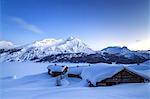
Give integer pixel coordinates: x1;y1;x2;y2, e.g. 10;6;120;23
96;68;150;86
81;64;150;87
47;65;68;77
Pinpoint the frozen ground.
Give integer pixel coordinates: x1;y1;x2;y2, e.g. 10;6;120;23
0;62;150;99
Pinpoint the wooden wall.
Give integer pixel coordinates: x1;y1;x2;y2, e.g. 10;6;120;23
96;69;145;86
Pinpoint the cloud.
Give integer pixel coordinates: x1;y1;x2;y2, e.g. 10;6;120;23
10;17;44;34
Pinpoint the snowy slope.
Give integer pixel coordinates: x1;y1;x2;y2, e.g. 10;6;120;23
0;62;150;99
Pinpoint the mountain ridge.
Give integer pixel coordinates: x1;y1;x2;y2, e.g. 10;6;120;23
0;37;149;63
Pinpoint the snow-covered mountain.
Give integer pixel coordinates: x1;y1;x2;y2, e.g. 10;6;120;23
0;38;149;63
0;41;14;49
24;37;94;54
1;37;94;62
101;46;150;59
101;46;130;54
101;46;135;58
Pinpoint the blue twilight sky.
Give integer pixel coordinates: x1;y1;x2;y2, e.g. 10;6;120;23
0;0;150;50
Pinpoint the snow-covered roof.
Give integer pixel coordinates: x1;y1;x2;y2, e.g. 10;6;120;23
68;66;88;75
81;64;150;86
81;64;123;85
47;64;89;74
126;66;150;81
47;65;65;72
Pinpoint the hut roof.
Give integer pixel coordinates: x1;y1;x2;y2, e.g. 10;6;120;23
47;65;65;72
68;66;88;75
47;65;88;74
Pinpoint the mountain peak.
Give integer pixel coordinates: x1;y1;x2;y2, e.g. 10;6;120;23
7;37;94;61
66;37;81;41
32;38;63;47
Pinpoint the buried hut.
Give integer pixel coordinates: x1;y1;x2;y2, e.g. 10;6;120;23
81;64;150;87
47;64;68;77
67;66;87;78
